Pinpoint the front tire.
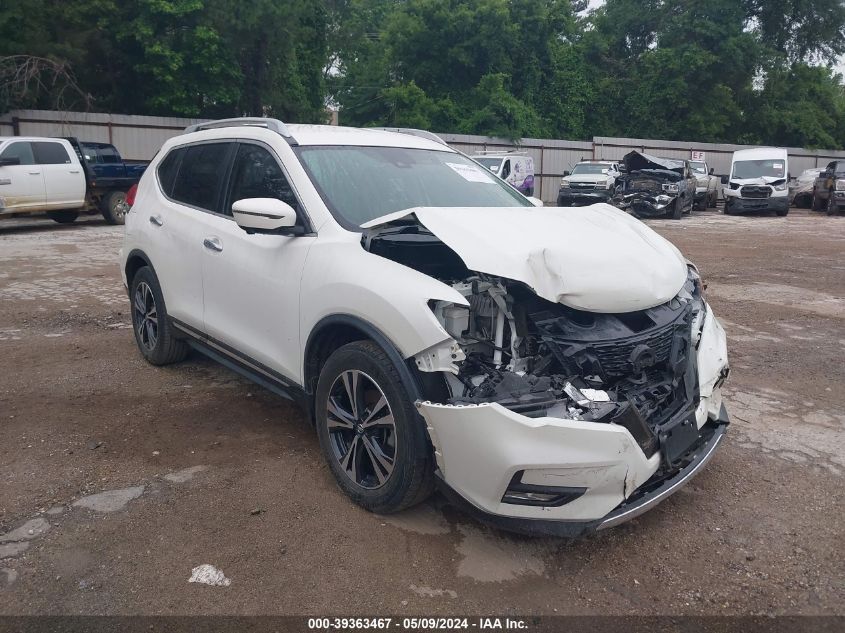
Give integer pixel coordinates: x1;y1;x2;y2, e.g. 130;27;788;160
670;198;683;219
101;190;127;225
129;266;189;366
827;191;839;216
47;211;78;224
811;190;824;211
315;341;434;514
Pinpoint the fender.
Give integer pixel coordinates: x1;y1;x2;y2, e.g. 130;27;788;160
124;248;156;289
304;314;424;420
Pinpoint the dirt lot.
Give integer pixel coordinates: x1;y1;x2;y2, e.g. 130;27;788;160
0;208;843;616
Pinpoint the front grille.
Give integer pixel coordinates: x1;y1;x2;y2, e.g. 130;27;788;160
628;179;662;193
740;185;771;199
530;300;697;433
570;183;595;190
588;325;677;376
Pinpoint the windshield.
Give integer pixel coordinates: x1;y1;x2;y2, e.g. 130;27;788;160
732;159;786;180
474;157;502;172
571;163;611;175
689;161;706;174
296;146;532;228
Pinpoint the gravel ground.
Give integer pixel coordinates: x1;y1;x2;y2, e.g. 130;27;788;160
0;208;843;615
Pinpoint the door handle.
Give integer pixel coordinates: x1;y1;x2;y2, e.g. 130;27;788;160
149;215;163;227
28;171;40;175
69;170;80;174
203;237;223;252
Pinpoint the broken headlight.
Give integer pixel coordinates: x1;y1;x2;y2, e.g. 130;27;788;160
774;182;787;191
662;183;680;194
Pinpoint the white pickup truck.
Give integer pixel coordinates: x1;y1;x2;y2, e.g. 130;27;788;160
0;136;145;224
689;160;719;209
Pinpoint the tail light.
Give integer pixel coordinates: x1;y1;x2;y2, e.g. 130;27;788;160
125;184;138;207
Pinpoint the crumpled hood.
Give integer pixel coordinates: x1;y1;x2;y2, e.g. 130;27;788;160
362;204;689;313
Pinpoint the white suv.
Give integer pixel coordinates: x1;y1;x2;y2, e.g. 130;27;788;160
120;118;730;536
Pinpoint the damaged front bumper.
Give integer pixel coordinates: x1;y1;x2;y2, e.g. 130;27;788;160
557;188;614;207
613;192;678;217
417;305;730;537
724;195;789;213
420;397;727;537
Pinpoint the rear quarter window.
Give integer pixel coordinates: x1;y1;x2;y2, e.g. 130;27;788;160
157;148;183;198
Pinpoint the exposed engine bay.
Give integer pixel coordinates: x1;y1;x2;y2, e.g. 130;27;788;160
363;220;718;470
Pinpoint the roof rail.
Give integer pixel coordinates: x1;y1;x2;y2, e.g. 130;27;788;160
372;127;447;146
184;117;296;144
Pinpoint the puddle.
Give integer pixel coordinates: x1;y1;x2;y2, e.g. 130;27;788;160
72;486;145;512
383;504;450;536
455;524;549;582
164;466;208;484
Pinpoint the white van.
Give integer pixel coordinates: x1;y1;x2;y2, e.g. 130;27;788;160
472;152;535;196
723;147;789;216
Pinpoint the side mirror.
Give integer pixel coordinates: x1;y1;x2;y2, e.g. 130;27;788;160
0;157;21;167
232;198;297;233
563;170;570;177
720;175;729;185
709;167;715;175
527;196;544;207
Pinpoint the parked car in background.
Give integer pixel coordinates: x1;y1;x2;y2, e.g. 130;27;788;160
810;160;845;215
0;135;145;224
121;118;730;536
612;151;696;219
557;160;622;207
472;151;535;196
65;138;147;223
789;168;822;208
723;148;789;216
689;160;718;209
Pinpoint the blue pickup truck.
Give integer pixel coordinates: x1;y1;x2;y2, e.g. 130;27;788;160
64;138;147;224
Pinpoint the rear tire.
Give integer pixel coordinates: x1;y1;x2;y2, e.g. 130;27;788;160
129;266;189;366
315;341;434;514
101;190;127;225
47;211;78;224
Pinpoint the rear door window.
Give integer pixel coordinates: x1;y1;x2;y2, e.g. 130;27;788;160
33;142;72;165
170;143;233;212
0;141;35;165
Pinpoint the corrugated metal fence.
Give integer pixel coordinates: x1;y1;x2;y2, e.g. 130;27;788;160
4;109;845;203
